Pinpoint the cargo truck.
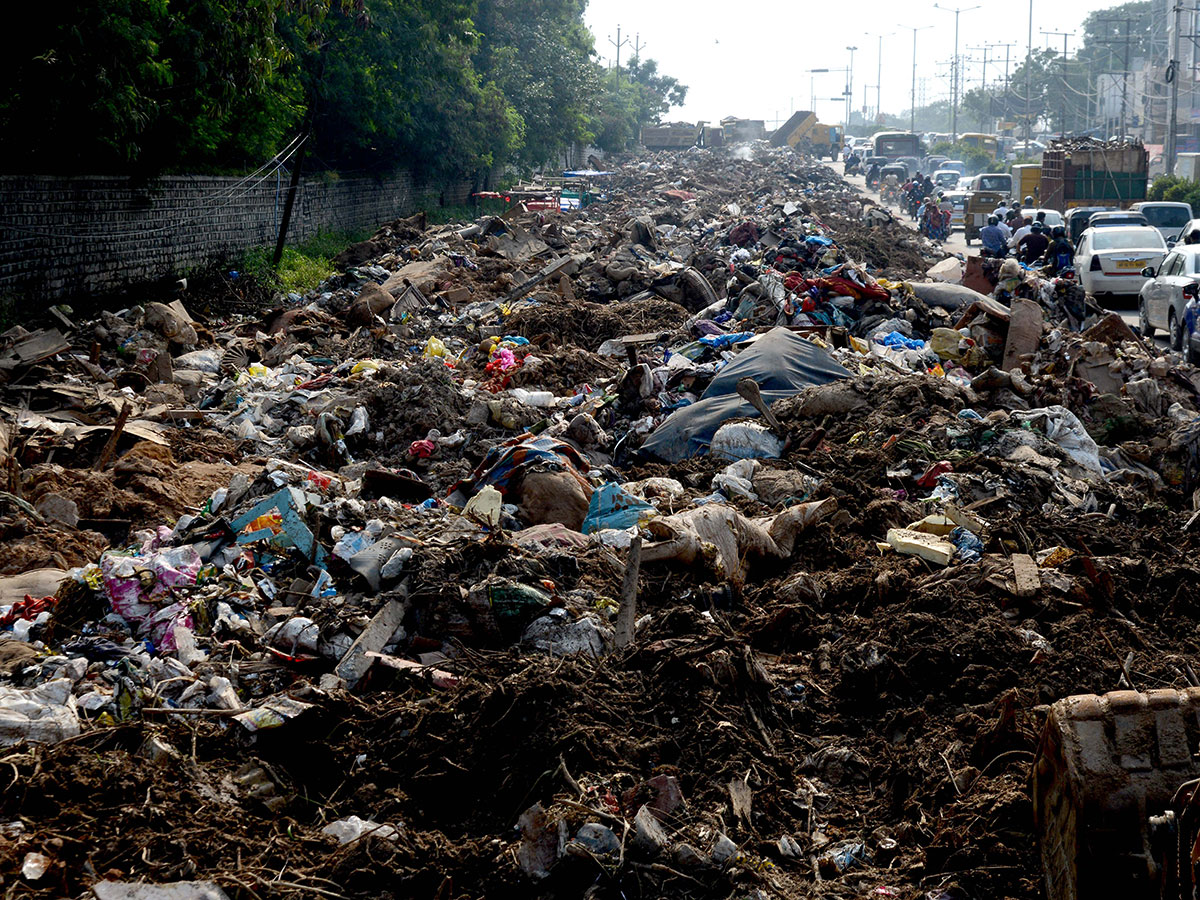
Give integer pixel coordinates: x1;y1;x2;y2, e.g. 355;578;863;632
1039;140;1148;211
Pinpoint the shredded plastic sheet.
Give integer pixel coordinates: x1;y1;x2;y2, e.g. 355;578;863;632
641;328;848;462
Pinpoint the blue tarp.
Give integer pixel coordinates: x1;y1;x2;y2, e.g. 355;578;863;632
640;327;850;462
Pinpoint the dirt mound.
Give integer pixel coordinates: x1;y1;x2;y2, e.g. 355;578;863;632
507;295;689;350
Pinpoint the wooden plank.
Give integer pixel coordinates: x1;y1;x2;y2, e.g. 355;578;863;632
335;598;409;688
1002;298;1044;372
12;329;70;365
1011;553;1041;599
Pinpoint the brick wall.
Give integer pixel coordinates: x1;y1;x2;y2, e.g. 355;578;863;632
0;171;477;301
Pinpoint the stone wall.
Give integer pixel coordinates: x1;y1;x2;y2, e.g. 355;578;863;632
0;171;476;301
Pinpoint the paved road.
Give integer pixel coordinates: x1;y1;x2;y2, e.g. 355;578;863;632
838;165;1171;353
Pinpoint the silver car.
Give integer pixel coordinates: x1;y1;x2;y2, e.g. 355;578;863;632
1138;245;1200;349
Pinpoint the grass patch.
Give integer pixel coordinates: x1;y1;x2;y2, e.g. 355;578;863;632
239;228;373;294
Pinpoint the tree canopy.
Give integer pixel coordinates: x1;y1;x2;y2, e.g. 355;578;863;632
0;0;686;178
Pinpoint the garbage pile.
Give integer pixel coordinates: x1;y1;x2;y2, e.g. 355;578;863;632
2;145;1199;900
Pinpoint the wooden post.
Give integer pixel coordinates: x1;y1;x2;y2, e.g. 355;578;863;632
614;536;642;649
93;402;131;470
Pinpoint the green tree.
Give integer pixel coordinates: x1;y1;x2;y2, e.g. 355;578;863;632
591;57;688;153
473;0;600;170
0;0;303;173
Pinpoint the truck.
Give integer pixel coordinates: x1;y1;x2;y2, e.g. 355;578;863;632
1039;139;1148;211
1175;152;1200;181
1012;163;1042;205
640;123;705;151
769;111;843;159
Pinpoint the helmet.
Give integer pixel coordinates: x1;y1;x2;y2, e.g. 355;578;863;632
1031;222;1044;232
1052;226;1066;237
988;215;999;225
1024;195;1035;205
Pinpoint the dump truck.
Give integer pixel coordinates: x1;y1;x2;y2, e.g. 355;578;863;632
1032;687;1200;900
1039;139;1149;211
640;123;705;152
770;112;844;160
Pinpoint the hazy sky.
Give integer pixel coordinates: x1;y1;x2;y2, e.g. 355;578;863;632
584;0;1134;129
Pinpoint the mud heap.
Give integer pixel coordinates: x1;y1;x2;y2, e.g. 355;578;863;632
0;145;1194;900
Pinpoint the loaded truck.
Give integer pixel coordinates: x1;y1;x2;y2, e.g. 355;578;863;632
770;111;843;160
1039;139;1148;211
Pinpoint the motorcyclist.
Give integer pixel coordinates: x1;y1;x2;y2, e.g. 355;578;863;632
845;150;861;175
1044;225;1075;275
867;161;881;189
1017;221;1050;265
980;215;1008;258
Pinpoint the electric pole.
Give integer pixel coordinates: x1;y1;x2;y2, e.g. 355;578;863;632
1168;2;1182;174
1094;18;1134;138
900;24;934;134
1025;0;1033;142
935;3;982;143
846;45;858;129
968;43;992;130
1041;29;1073;138
609;26;630;86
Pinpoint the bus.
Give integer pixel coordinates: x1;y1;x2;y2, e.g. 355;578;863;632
959;133;999;159
873;131;923;161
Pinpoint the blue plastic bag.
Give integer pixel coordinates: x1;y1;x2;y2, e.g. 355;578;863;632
581;483;655;535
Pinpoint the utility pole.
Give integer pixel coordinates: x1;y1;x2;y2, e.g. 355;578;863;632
900;25;934;133
968;43;992;130
1041;30;1073;138
990;42;1016;135
934;3;982;144
1094;18;1134;138
846;45;858;129
1169;2;1182;174
1025;0;1033;142
868;33;895;125
609;26;630;86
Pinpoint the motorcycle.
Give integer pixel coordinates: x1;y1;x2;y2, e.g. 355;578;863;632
881;182;901;205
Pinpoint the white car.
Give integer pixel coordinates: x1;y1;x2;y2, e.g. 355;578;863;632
1138;245;1200;349
1128;201;1193;243
1075;226;1167;297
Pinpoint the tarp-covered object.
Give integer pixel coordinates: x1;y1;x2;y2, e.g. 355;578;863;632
641;328;849;461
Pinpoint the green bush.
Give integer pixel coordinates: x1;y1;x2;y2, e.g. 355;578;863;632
1149;175;1200;214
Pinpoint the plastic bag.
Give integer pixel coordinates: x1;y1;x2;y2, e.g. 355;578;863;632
581;483;655;535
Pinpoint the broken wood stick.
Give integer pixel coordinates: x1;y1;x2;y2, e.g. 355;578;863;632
93;402;131;470
614;536;642;650
735;377;784;436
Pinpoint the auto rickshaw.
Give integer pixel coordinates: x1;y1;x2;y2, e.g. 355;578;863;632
963;190;1007;245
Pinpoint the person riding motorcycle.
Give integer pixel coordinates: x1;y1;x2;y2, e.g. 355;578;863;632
980;215;1008;258
881;172;901;204
1044;225;1075;275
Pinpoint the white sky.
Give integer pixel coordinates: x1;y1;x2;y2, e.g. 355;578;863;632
584;0;1132;129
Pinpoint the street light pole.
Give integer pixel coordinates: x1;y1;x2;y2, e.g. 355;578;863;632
846;46;858;129
900;25;934;134
934;3;982;144
867;33;895;124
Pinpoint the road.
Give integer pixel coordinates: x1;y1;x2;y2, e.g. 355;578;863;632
839;166;1170;353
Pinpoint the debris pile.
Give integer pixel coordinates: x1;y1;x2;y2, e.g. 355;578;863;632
1;145;1198;899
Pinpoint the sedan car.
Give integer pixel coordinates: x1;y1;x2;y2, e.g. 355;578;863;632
1075;225;1167;298
1138;245;1200;349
